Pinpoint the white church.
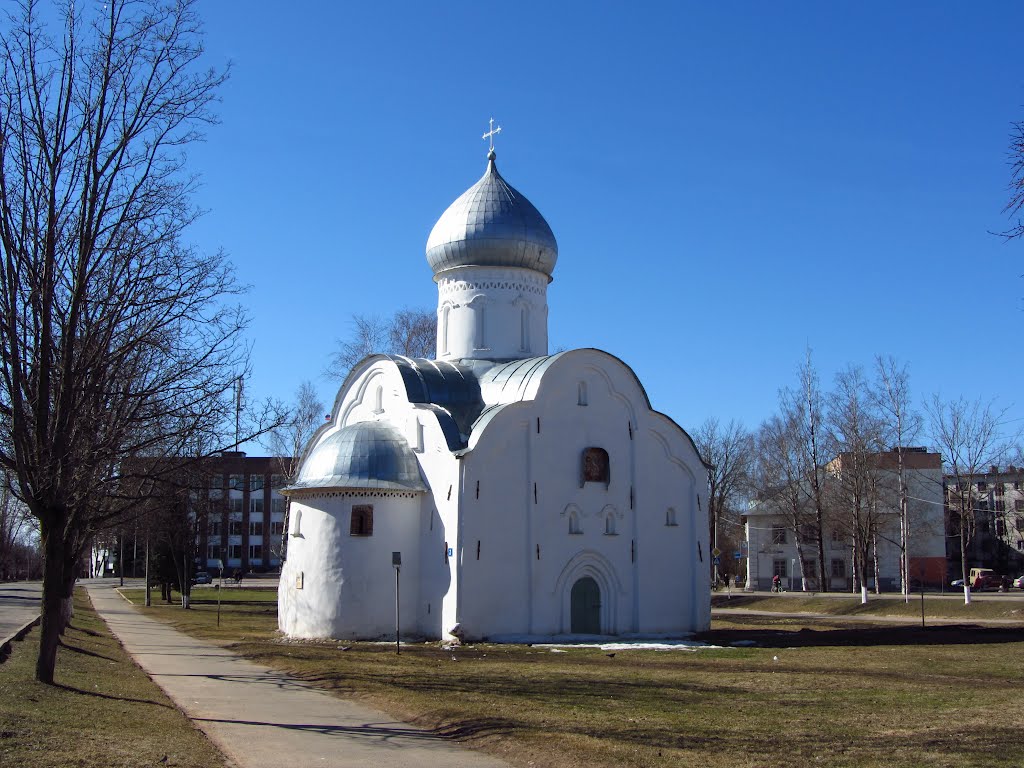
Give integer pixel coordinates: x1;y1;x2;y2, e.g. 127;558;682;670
279;140;711;642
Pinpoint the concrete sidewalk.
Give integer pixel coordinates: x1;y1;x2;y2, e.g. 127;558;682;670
85;582;509;768
0;581;42;662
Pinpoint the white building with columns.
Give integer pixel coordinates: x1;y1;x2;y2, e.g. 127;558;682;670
279;146;711;642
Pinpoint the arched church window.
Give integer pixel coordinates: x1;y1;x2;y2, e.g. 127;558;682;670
414;418;424;453
581;447;610;487
666;507;678;526
291;509;302;538
468;296;487;350
577;381;588;406
568;510;582;535
604;512;616;535
350;505;373;536
440;305;450;357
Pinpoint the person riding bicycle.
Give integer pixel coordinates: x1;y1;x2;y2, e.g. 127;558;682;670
772;574;781;593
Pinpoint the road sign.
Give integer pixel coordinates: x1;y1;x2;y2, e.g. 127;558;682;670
713;556;721;565
712;547;722;558
734;551;742;560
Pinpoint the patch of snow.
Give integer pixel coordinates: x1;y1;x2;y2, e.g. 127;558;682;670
536;640;722;651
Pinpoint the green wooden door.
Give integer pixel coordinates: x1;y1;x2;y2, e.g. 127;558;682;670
570;576;601;634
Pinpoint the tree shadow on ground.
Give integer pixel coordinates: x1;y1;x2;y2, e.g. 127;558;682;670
58;639;117;662
52;682;173;709
698;622;1024;649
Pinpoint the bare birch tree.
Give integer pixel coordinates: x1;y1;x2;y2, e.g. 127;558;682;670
927;396;1010;604
827;366;887;603
694;417;752;584
326;309;437;381
0;0;264;683
871;356;922;600
264;381;324;561
753;413;815;590
779;349;830;591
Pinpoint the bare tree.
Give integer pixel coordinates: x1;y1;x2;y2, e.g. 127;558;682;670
326;309;436;380
263;381;324;561
752;413;815;590
779;349;830;591
0;473;32;580
694;417;752;584
1000;114;1024;240
0;0;267;683
827;366;887;603
927;395;1011;604
871;356;922;600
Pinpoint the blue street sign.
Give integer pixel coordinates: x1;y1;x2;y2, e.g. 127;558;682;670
713;556;721;565
734;551;742;560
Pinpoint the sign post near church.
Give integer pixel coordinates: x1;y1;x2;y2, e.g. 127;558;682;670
392;552;402;655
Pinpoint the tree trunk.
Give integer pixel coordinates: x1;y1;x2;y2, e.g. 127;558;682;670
871;528;881;596
960;501;972;605
794;542;808;591
35;527;69;683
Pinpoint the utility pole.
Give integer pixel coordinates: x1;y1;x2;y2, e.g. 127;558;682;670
144;536;151;607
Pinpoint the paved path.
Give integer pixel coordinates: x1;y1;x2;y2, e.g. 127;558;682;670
0;581;41;650
85;582;509;768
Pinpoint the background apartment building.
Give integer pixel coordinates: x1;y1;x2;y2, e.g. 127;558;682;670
200;452;289;574
744;448;946;591
946;466;1024;581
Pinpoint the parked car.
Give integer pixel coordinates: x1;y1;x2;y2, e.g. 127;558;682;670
1013;575;1024;590
969;568;1002;590
191;571;212;585
950;578;965;589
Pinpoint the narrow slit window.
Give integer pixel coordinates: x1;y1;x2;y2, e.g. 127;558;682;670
440;305;450;356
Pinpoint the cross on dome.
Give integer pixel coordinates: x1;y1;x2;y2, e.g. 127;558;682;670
482;117;502;153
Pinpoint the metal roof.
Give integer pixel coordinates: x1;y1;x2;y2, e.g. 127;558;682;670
287;420;427;492
425;150;558;278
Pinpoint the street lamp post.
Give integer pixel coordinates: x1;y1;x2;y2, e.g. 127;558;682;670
392;552;402;655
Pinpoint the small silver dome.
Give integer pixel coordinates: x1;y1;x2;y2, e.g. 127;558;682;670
290;421;426;492
425;151;558;279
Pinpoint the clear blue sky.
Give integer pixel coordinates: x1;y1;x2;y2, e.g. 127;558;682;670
182;1;1024;448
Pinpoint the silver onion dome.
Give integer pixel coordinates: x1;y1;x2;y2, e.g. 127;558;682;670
425;150;558;279
289;421;426;492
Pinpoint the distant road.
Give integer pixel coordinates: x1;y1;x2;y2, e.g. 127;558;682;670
0;581;42;642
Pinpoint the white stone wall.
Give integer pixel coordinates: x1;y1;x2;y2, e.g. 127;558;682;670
278;490;421;639
455;350;710;640
280;350;711;641
436;266;548;361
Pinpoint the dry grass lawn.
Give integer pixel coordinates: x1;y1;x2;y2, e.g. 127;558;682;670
0;589;229;768
120;587;1024;768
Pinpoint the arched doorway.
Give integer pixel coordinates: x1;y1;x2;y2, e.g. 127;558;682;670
570;576;601;634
